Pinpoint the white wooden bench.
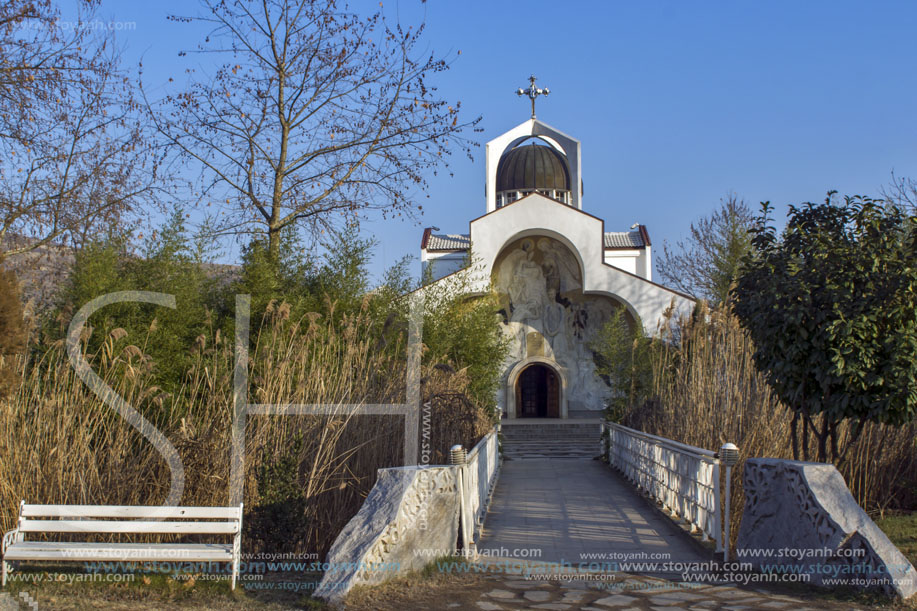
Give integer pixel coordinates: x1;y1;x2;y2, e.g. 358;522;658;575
2;502;243;589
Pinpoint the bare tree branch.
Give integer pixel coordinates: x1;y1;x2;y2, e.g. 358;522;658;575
147;0;480;260
0;0;153;266
880;170;917;213
656;193;754;304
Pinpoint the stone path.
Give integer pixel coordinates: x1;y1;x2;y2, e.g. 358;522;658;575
348;452;878;609
462;572;868;610
478;459;707;574
344;567;874;610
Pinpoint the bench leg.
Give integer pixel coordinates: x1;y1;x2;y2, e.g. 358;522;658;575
2;558;7;588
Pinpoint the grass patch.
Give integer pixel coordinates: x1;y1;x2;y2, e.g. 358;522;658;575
876;511;917;569
1;566;329;609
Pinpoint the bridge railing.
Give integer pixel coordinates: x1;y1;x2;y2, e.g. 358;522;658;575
601;421;723;552
461;427;501;544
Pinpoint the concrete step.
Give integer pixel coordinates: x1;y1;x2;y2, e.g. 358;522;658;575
501;435;602;459
501;425;601;438
502;436;598;444
501;431;600;440
501;443;600;460
499;420;603;459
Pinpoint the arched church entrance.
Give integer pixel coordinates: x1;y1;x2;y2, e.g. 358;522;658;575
494;235;637;419
515;363;560;418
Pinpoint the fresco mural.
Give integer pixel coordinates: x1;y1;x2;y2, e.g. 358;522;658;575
493;236;629;416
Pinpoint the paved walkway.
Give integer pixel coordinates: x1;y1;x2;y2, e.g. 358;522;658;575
478;459;709;574
447;573;866;610
345;560;873;610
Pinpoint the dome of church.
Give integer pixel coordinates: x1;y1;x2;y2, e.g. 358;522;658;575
497;143;570;192
495;142;571;207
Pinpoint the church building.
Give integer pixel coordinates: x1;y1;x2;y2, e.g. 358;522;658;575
420;80;694;420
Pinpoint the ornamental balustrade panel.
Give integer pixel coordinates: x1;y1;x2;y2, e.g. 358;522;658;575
603;422;722;551
463;429;500;541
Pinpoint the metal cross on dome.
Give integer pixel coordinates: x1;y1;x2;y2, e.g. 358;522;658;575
516;75;549;119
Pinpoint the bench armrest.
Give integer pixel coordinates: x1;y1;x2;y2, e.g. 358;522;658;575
2;529;18;555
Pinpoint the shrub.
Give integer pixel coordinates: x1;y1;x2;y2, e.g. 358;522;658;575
246;434;308;553
420;281;509;414
590;308;654;422
49;210;225;417
3;221;507;559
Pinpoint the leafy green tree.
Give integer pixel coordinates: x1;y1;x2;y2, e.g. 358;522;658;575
590;309;654;421
418;263;510;413
308;226;374;316
733;193;917;462
235;228;316;322
54;209;222;402
234;223;373;325
657;194;754;304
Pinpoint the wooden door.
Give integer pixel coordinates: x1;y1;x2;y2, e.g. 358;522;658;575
517;364;559;418
546;369;560;418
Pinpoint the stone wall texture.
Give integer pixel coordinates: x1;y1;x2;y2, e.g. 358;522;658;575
736;458;916;599
314;430;501;603
313;465;459;602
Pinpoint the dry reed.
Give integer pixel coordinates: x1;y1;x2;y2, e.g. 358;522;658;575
0;299;489;557
624;301;917;547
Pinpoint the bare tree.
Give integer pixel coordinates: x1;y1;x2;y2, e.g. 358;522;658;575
656;193;754;304
880;171;917;213
147;0;480;261
0;0;151;265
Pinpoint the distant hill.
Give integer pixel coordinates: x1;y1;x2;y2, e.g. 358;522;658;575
1;235;75;314
1;235;240;315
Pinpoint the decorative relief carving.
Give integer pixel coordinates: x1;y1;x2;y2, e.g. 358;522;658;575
542;291;564;338
494;236;621;414
736;459;917;599
315;432;502;603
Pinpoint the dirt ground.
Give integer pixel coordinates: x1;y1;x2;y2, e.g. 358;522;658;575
4;564;913;611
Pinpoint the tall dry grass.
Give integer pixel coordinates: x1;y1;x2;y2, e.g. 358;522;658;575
623;301;917;547
0;299;489;557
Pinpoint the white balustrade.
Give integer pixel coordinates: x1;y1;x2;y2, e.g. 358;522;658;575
602;422;723;552
461;428;501;544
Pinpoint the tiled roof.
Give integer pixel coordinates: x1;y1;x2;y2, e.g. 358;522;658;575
604;231;645;249
426;233;471;250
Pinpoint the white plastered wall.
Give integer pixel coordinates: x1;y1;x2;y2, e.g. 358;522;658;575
464;194;693;334
421;250;466;281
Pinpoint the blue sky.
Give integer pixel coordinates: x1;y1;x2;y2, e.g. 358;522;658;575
98;0;917;281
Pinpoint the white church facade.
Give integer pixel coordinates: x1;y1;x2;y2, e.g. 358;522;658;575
420;110;694;420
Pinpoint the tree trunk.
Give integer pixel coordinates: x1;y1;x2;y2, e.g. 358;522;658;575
268;225;281;264
790;410;799;460
801;411;810;461
817;417;828;463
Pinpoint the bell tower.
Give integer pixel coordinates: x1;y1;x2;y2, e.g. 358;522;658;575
484;77;582;213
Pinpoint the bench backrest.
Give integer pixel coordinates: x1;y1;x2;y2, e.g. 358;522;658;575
17;504;243;536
